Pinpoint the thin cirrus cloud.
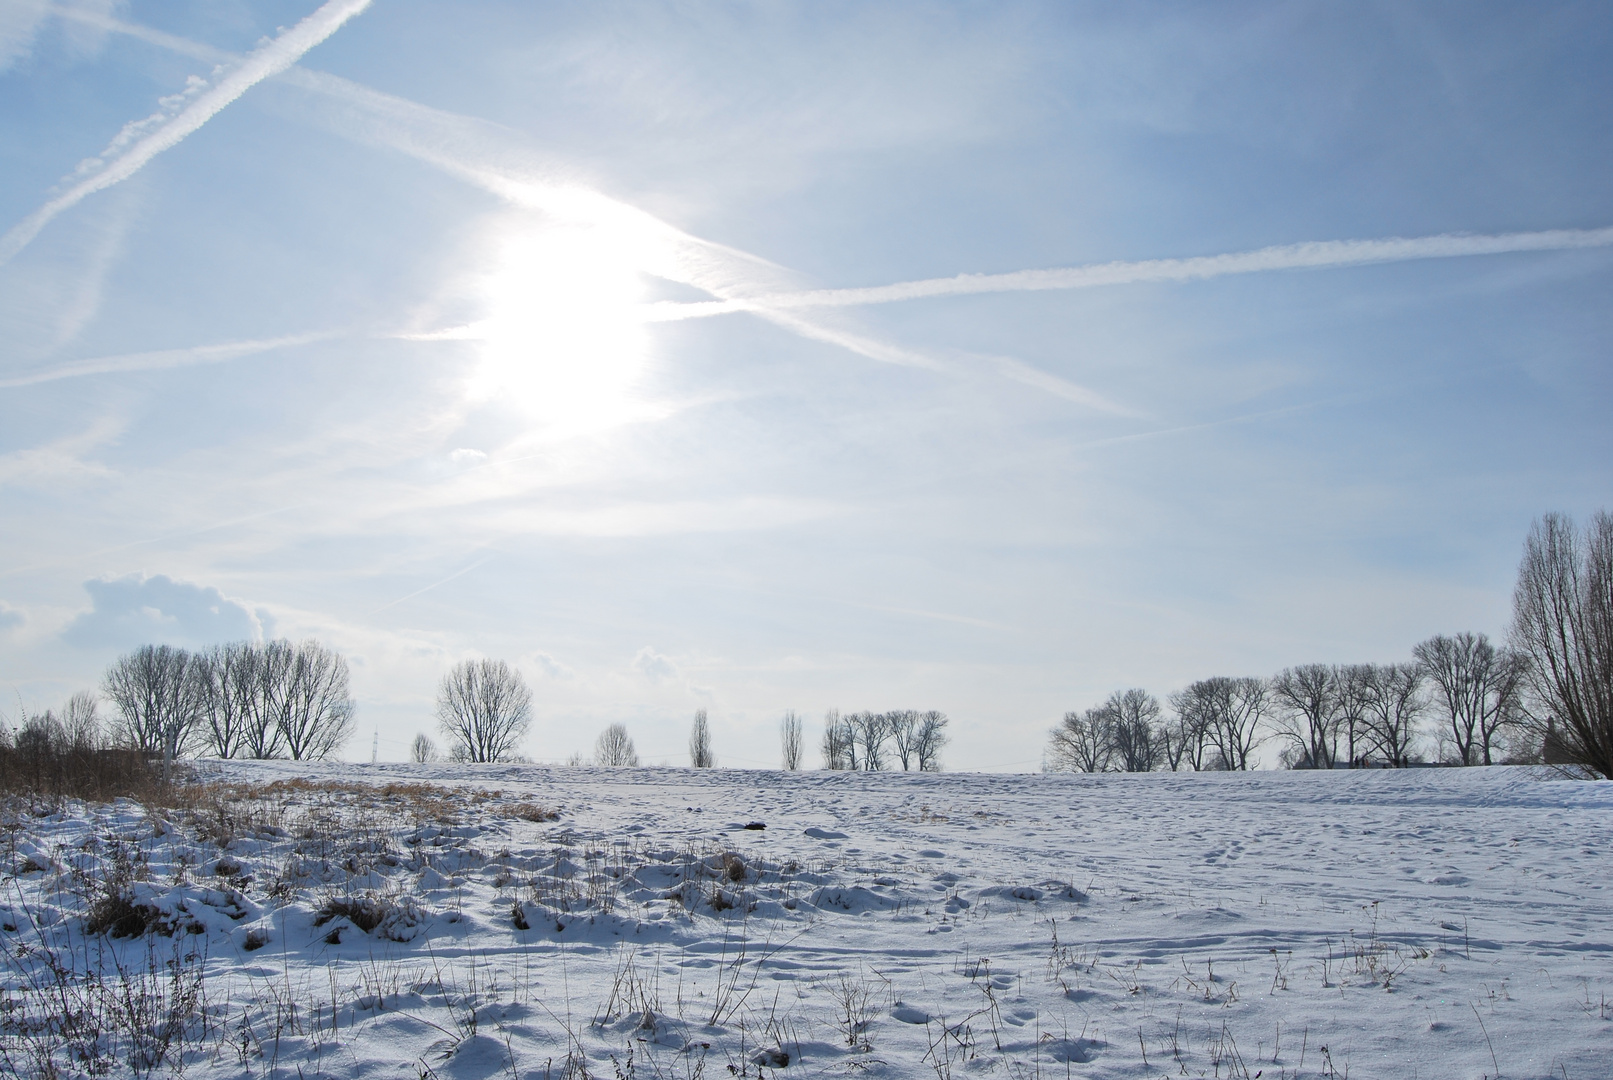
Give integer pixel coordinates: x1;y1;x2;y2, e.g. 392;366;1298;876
0;0;371;267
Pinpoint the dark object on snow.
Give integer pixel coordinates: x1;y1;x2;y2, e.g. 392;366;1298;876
743;821;766;830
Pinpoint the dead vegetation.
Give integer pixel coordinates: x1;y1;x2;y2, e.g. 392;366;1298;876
0;737;172;805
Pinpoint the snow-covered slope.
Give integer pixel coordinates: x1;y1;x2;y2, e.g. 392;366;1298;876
3;762;1609;1078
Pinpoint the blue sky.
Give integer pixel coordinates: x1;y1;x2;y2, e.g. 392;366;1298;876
2;1;1609;768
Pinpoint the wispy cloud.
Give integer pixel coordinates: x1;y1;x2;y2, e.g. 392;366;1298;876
0;503;305;579
642;227;1613;319
0;0;371;266
46;2;232;65
0;0;51;73
0;330;346;389
469;496;843;539
0;415;122;488
632;646;679;684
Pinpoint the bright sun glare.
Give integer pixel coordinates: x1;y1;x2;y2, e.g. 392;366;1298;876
467;218;658;434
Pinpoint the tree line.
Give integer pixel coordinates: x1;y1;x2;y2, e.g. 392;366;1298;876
1;640;356;778
1047;512;1613;778
1045;643;1510;773
12;512;1603;778
818;708;949;771
107;640;356;765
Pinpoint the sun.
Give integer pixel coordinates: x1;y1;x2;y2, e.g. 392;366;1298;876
465;216;661;434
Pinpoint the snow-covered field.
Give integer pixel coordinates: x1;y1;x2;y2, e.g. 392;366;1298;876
3;762;1610;1079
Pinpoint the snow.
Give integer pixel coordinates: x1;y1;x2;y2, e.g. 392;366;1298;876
3;762;1610;1078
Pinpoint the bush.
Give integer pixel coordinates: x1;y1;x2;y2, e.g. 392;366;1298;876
0;726;169;803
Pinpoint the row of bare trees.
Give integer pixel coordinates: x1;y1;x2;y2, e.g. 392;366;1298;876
1047;638;1527;773
1045;512;1613;777
97;640;355;767
819;709;950;771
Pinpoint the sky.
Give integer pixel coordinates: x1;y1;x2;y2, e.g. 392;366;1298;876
1;1;1609;770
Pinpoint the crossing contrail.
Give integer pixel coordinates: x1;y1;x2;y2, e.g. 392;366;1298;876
638;226;1613;321
31;7;1613;418
0;0;371;266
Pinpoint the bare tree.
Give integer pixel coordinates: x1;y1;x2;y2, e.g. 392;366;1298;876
1510;511;1613;778
780;711;804;770
846;711;889;771
820;709;853;770
913;710;949;772
411;732;438;762
1356;662;1424;766
1270;664;1341;769
102;645;204;774
16;710;67;756
887;710;920;770
60;691;101;752
1158;704;1214;771
1046;708;1113;772
191;647;228;758
1333;663;1374;767
241;639;291;759
1106;689;1162;772
689;709;715;768
594;722;639;767
189;639;354;761
436;658;533;763
1413;632;1524;766
272;641;356;761
1172;677;1268;770
1156;716;1188;771
195;641;258;759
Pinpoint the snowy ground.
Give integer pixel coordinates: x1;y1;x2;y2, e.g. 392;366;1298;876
2;762;1610;1079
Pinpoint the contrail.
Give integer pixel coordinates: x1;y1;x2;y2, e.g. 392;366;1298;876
370;553;496;615
0;0;371;267
983;355;1135;416
0;331;344;389
641;226;1613;320
40;14;946;370
49;11;1611;416
35;12;1123;407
